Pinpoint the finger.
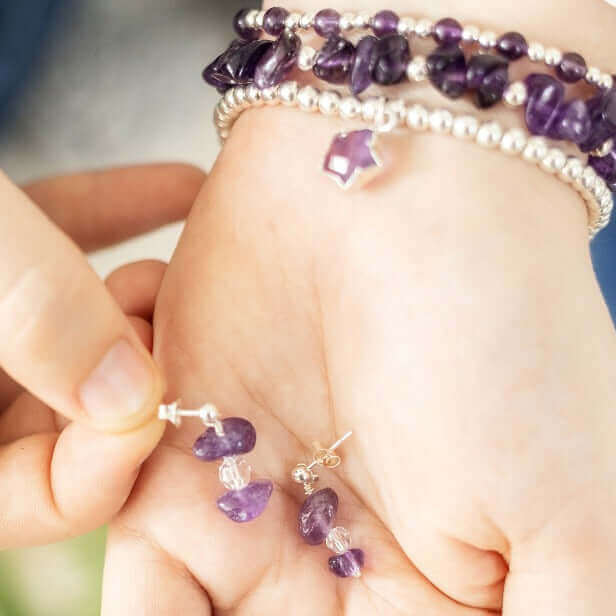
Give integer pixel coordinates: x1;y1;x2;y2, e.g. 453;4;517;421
0;392;56;445
102;525;212;616
0;417;165;548
22;164;205;251
0;171;164;432
106;260;167;321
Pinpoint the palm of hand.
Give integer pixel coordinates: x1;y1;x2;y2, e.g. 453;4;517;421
103;137;615;615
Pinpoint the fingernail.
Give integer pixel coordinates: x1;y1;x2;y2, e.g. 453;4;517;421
79;339;157;428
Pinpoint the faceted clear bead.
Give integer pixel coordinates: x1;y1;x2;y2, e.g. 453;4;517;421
219;456;251;490
326;526;352;554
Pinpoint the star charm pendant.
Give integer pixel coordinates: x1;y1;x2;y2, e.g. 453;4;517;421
323;129;384;190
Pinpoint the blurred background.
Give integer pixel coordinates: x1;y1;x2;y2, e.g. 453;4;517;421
0;1;614;614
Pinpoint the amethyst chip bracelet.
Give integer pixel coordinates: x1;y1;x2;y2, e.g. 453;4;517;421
158;401;273;523
213;80;613;237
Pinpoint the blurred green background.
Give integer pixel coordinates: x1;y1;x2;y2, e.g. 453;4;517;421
0;0;246;614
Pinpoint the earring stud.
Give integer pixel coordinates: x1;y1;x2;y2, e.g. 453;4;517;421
159;400;273;523
291;431;365;579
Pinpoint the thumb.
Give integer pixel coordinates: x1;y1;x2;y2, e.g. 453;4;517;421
0;171;164;432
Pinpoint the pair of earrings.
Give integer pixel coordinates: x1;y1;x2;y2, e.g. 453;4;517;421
159;400;365;579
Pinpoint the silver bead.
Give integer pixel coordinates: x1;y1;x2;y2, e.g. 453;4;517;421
522;136;549;162
245;85;261;105
415;18;434;38
279;81;298;105
406;55;428;82
339;96;362;119
339;12;355;31
353;12;371;29
503;81;528;107
582;166;599;190
544;47;563;66
233;87;247;108
261;86;279;105
298;45;317;71
318;91;341;115
244;9;258;29
297;85;319;111
299;11;315;29
599;73;614;90
591;138;614;158
527;42;545;62
386;99;407;121
476;121;503;148
478;31;497;48
461;25;480;42
224;88;236;109
255;10;265;29
560;157;584;183
500;128;527;155
285;12;301;30
429;109;453;133
406;104;429;130
218;127;230;141
291;464;312;484
540;148;567;173
361;97;383;122
452;115;479;139
397;16;416;36
585;66;602;85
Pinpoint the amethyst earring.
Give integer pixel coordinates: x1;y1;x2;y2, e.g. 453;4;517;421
159;401;273;523
291;432;365;579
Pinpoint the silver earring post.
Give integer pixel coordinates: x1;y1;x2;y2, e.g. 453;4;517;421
158;400;224;435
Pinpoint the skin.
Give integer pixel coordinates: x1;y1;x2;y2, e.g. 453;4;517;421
0;164;204;548
102;1;616;614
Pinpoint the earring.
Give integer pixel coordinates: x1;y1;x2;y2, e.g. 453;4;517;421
291;431;365;579
159;401;273;523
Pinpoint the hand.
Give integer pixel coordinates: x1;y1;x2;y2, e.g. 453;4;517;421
0;163;204;548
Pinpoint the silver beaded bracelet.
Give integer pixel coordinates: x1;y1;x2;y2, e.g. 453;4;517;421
214;80;612;238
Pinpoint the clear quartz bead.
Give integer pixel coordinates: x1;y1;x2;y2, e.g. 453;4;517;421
325;526;352;554
219;456;251;490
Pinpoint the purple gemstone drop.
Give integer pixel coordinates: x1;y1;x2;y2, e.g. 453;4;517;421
323;130;380;188
193;417;257;461
263;6;289;36
524;73;565;136
298;487;339;544
427;43;467;99
372;34;410;86
328;549;365;578
233;9;259;41
433;18;463;45
589;148;616;190
549;99;591;144
496;32;528;60
313;36;355;84
557;52;587;84
580;91;616;153
314;9;340;37
350;36;378;95
254;29;300;89
203;39;273;91
467;54;509;108
217;479;273;523
372;10;399;36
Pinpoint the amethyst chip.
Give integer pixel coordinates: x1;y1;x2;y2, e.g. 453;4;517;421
193;417;257;461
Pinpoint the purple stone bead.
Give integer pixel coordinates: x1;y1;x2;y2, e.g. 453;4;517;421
548;99;591;144
372;10;399;36
217;479;273;523
433;18;463;45
203;39;273;91
496;31;528;60
372;34;410;86
254;29;300;89
580;92;616;153
313;36;355;84
557;52;587;84
263;6;289;36
589;148;616;190
427;43;467;99
323;130;380;188
193;417;257;461
524;73;565;136
467;54;509;108
351;36;377;95
298;487;338;545
314;9;340;37
328;549;365;578
233;8;259;41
